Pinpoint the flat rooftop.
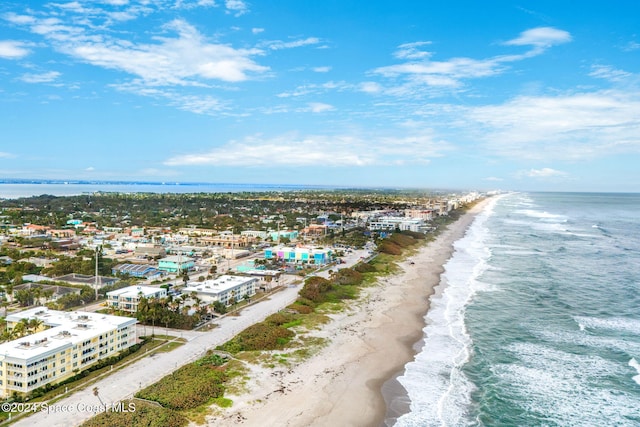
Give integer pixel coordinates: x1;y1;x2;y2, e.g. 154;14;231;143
106;285;166;298
183;275;256;295
1;307;136;361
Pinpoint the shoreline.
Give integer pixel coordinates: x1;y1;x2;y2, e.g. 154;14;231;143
211;198;492;426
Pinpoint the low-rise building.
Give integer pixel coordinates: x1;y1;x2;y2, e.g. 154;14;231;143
0;307;137;398
134;245;166;259
368;217;427;233
157;255;195;273
182;275;257;306
112;264;163;279
54;273;118;288
106;285;167;313
264;245;332;265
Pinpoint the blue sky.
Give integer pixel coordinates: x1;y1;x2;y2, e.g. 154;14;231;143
1;1;639;192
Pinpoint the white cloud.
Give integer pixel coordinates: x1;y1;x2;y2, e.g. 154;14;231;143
277;81;352;98
467;90;640;160
3;13;36;25
252;28;264;34
164;130;450;167
484;176;503;181
504;27;571;48
589;65;632;83
359;81;382;93
0;40;31;59
0;152;16;159
85;166;95;171
306;102;334;113
102;0;130;5
114;81;228;115
623;41;640;51
13;16;268;85
521;168;567;178
394;41;432;60
263;37;321;50
372;27;571;94
225;0;248;16
312;66;331;73
20;71;61;83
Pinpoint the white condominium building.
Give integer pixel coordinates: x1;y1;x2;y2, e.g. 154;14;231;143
182;275;257;306
0;307;137;398
106;285;167;313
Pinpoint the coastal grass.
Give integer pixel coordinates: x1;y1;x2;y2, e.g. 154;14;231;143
153;338;187;353
80;348;237;426
135;363;227;411
80;400;188;427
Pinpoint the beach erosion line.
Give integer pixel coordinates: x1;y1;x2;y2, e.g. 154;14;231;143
213;198;493;427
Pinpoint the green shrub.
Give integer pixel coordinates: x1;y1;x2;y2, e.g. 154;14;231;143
136;364;227;410
378;241;402;255
219;323;295;353
400;230;426;240
265;312;295;326
388;233;417;247
299;276;332;302
81;400;187;427
288;303;314;314
353;262;376;273
332;268;363;286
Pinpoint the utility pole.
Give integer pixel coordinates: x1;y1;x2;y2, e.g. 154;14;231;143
94;245;101;300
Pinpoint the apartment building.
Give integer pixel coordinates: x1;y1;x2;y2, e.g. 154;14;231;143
106;285;167;313
182;275;257;306
0;307;137;398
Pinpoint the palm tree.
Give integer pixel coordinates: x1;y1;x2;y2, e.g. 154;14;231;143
12;319;28;338
93;387;105;406
28;318;43;334
33;287;42;306
1;297;9;318
43;289;54;304
137;296;149;336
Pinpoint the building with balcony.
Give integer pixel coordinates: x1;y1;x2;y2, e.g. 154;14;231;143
264;245;332;265
0;307;137;398
106;285;167;313
182;275;257;306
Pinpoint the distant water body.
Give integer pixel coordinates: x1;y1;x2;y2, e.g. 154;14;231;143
396;192;640;426
0;182;325;199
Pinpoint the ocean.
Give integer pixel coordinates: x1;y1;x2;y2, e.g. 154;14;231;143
395;192;640;426
0;182;323;199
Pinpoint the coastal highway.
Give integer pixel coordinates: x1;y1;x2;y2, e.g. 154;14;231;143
13;248;370;427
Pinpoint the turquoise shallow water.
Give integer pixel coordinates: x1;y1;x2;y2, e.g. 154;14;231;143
396;192;640;426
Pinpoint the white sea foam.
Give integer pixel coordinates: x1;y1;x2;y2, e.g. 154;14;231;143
515;209;566;221
574;316;640;335
496;343;640;426
531;326;640;358
629;359;640;386
395;197;498;427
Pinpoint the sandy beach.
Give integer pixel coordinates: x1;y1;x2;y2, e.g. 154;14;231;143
209;198;492;427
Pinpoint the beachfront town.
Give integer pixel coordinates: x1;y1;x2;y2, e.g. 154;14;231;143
0;190;481;424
